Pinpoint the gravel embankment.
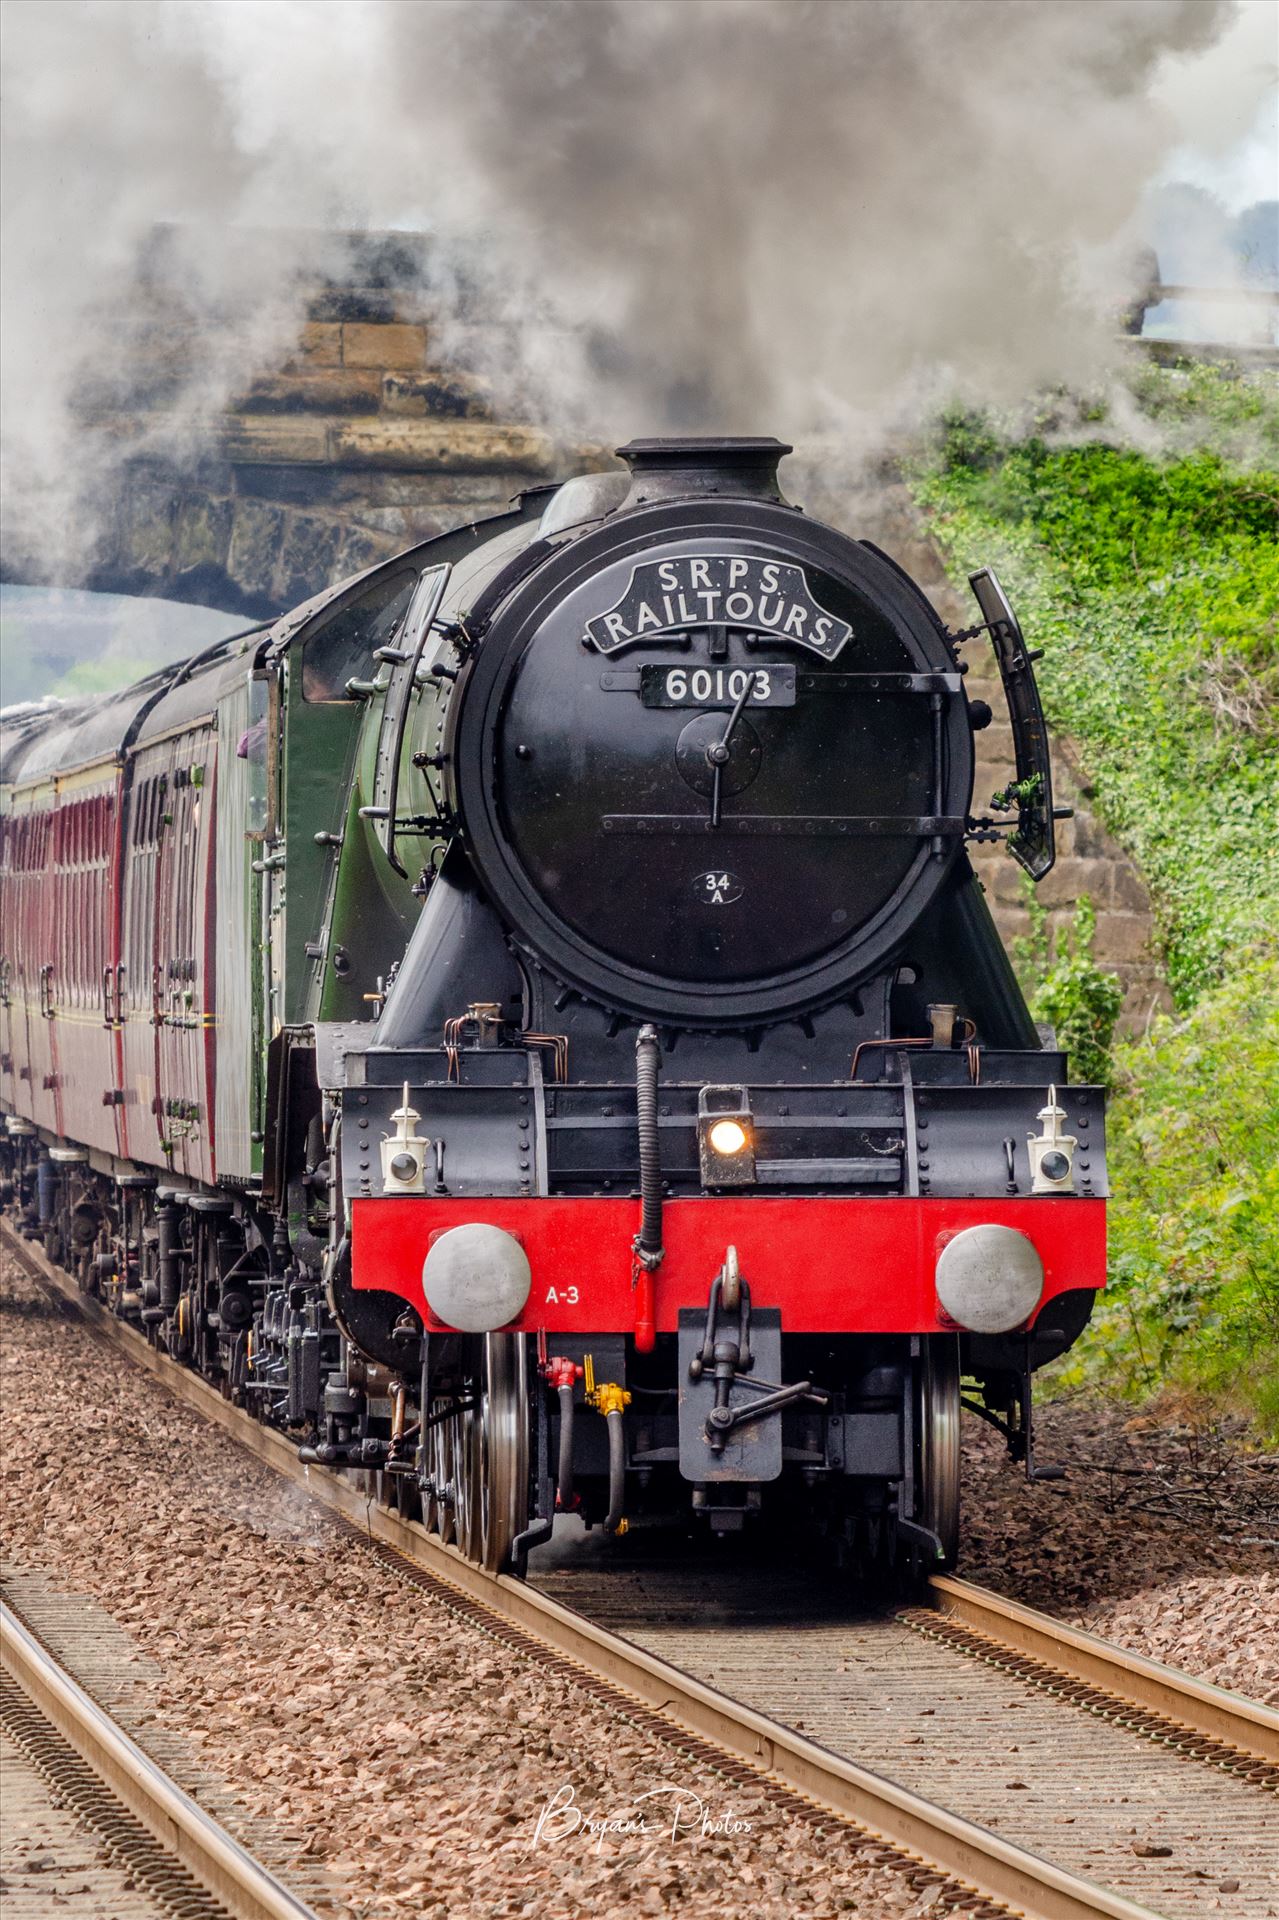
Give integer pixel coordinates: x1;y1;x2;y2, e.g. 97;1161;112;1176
4;1246;1275;1918
960;1393;1279;1702
0;1253;922;1920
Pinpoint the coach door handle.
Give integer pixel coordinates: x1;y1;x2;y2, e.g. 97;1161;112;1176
102;966;115;1028
0;956;10;1009
151;962;163;1027
39;964;54;1019
115;963;127;1027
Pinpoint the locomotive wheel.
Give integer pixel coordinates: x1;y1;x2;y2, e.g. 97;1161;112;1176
426;1399;457;1546
439;1338;530;1569
451;1390;480;1560
477;1333;530;1574
916;1334;961;1571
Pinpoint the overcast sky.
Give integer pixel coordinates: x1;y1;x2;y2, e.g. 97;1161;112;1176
1153;0;1277;213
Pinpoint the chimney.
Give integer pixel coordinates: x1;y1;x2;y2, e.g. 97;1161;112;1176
615;436;792;510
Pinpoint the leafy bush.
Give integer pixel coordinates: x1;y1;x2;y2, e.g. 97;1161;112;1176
1014;891;1124;1089
913;364;1279;1432
1067;954;1279;1438
1125;359;1279;466
916;388;1279;1008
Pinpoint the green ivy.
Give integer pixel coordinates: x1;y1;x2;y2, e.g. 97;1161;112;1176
990;771;1044;813
1014;892;1123;1089
914;380;1279;1009
1062;955;1279;1438
911;363;1279;1433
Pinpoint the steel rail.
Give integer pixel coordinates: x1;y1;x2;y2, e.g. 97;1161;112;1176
1;1215;1238;1920
0;1601;319;1920
928;1576;1279;1767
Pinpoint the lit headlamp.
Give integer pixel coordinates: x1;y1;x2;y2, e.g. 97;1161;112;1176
698;1086;755;1186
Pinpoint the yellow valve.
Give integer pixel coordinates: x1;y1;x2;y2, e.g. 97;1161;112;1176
588;1381;631;1417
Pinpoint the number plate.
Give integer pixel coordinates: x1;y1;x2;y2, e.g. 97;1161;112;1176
640;664;796;709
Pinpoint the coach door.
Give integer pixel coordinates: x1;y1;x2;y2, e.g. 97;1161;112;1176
153;725;216;1186
50;776;125;1160
0;797;59;1134
26;796;62;1138
118;762;165;1161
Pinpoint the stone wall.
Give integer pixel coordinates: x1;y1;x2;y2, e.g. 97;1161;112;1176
70;255;582;616
833;477;1170;1032
97;419;556;618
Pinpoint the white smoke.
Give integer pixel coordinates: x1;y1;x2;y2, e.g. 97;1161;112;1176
0;0;1263;585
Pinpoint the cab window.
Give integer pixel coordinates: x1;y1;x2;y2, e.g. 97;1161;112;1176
301;570;418;702
241;675;272;834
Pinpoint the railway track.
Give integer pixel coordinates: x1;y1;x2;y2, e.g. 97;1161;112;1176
0;1595;319;1920
4;1216;1277;1920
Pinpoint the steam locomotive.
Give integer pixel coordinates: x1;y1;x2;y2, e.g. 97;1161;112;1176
1;438;1106;1576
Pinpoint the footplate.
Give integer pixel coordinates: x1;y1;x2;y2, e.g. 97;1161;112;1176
677;1307;783;1482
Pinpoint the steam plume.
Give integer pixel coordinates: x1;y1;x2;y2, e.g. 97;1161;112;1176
0;0;1259;585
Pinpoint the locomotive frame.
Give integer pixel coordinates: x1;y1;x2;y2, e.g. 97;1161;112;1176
2;438;1106;1580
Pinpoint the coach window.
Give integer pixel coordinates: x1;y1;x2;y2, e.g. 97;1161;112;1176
300;569;418;702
